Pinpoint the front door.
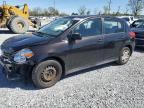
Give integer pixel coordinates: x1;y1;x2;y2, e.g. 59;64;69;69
67;18;104;72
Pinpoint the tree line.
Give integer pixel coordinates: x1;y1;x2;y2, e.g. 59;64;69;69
29;0;144;16
29;7;68;16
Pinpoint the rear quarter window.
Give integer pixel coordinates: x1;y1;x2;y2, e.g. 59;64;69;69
104;19;125;34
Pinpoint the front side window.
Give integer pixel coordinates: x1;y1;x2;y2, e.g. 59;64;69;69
73;18;102;37
104;19;125;34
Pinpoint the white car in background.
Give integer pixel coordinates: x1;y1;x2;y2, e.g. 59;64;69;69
118;16;138;26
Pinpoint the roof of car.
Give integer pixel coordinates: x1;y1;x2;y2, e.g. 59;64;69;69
64;15;118;19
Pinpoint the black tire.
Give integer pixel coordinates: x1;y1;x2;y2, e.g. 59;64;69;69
6;24;11;31
9;16;29;34
32;60;62;89
6;16;17;32
116;47;131;65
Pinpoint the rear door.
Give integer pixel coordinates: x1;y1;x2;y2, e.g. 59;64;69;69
103;18;126;61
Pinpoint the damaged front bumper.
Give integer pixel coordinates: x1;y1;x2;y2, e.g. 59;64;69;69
0;56;33;80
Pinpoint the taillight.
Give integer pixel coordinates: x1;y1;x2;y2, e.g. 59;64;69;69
129;32;136;39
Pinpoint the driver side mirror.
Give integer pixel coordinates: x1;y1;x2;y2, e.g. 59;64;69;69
68;33;82;41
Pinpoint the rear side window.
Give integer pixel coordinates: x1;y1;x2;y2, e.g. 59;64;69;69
104;19;125;34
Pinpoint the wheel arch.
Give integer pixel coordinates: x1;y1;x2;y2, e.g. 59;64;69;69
125;45;133;56
40;56;66;76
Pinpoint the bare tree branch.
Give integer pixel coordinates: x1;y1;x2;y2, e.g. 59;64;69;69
103;0;112;15
78;6;91;15
108;0;112;14
128;0;144;16
78;6;87;15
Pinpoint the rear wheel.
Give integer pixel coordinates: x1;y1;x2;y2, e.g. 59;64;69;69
32;60;62;89
116;47;131;65
9;16;29;34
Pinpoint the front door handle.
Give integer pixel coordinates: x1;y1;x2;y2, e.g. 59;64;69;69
97;38;103;42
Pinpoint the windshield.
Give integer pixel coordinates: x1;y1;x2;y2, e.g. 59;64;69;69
133;20;144;27
37;18;75;37
137;22;144;28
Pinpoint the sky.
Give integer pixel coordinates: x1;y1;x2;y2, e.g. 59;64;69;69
3;0;129;14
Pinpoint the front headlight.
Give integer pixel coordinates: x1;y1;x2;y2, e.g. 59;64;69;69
14;48;34;64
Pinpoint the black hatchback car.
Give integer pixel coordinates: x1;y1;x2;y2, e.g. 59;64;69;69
0;16;135;88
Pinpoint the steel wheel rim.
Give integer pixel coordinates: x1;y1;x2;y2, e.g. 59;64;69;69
41;65;57;82
121;49;130;63
17;22;24;29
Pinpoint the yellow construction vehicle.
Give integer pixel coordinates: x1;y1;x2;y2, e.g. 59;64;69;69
0;1;40;34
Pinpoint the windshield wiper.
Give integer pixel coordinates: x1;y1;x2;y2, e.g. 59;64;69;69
33;31;50;37
36;31;48;35
35;31;56;37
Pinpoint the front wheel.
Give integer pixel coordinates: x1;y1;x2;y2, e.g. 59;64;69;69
116;47;131;65
32;60;62;89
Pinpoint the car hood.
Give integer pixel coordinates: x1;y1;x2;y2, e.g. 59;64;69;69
2;33;54;50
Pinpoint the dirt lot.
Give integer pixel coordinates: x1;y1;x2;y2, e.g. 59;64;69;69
0;29;144;108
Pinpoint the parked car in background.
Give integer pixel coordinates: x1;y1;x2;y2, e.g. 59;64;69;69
130;19;144;28
0;16;135;89
131;22;144;47
29;16;42;28
118;16;137;26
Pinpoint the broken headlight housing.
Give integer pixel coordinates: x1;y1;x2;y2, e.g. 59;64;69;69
14;48;34;64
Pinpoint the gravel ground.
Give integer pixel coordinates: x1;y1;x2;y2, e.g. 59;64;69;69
0;29;144;108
